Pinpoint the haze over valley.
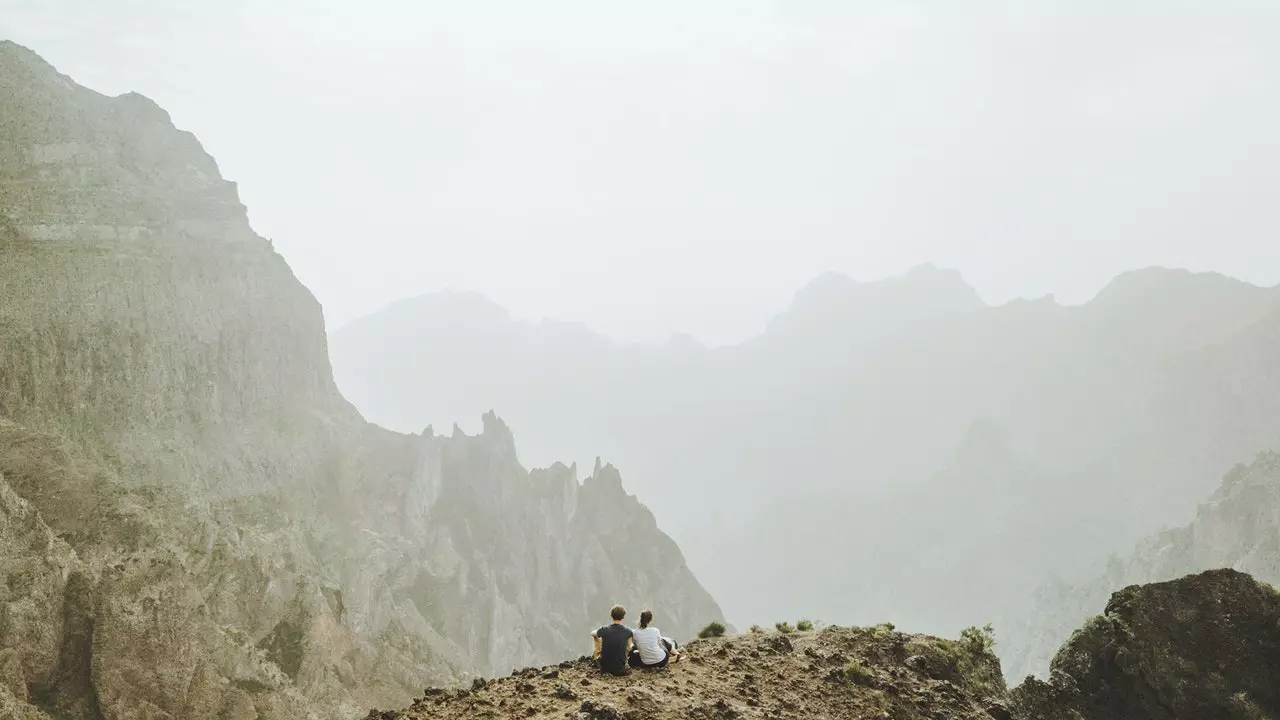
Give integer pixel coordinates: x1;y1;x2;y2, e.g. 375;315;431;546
4;3;1280;719
331;264;1280;674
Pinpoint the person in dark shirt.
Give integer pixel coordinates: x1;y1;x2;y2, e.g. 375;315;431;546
591;604;634;676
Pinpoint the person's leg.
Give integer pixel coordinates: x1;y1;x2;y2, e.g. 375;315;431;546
629;649;644;668
661;637;681;663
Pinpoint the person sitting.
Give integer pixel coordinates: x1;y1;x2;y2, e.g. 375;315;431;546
591;604;634;676
628;609;681;669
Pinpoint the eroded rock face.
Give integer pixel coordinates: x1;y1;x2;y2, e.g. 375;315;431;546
0;41;723;719
1002;452;1280;680
1011;569;1280;720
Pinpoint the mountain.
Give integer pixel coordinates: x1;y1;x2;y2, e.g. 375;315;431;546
0;41;722;719
369;570;1280;720
330;255;1280;649
1001;450;1280;681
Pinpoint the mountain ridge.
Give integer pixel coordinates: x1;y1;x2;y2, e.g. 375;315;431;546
331;254;1280;664
0;40;724;719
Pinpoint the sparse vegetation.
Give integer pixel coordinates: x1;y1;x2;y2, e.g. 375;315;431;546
749;624;764;634
698;621;727;639
949;624;1002;696
870;622;895;638
796;619;814;632
959;624;996;655
843;660;874;685
775;621;795;634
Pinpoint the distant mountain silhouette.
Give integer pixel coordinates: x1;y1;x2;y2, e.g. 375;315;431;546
333;265;1280;667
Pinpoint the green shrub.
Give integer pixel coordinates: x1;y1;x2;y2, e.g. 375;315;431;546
749;624;764;634
869;622;895;638
952;624;1001;696
698;621;727;639
843;660;873;685
775;621;794;634
959;624;996;655
796;619;814;632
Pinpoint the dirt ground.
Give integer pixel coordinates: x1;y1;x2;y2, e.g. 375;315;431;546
366;625;1011;720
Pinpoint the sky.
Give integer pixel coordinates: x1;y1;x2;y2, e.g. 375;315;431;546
2;0;1278;344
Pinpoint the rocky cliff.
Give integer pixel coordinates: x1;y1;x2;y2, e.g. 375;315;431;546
0;40;723;719
1001;451;1280;681
1012;569;1280;720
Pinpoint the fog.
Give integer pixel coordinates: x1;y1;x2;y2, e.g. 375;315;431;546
3;1;1279;344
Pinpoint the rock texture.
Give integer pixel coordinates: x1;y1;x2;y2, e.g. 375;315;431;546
374;624;1010;720
1002;451;1280;680
0;41;723;719
374;571;1280;720
1011;569;1280;720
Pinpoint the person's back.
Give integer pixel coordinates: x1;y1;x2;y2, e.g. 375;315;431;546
631;625;667;666
591;605;634;676
628;609;681;669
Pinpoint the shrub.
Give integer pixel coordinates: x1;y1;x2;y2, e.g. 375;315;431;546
953;624;1001;696
749;624;764;634
843;660;873;685
796;619;814;632
959;624;996;655
775;621;795;634
698;621;727;639
869;622;895;638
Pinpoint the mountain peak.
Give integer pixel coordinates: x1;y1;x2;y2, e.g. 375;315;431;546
767;265;983;340
0;40;51;68
1091;266;1263;306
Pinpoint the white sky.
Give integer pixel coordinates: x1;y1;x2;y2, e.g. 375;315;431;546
3;1;1278;344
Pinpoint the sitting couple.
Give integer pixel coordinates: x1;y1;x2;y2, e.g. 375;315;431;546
591;605;682;676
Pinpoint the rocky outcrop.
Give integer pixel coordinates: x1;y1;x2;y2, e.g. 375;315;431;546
374;623;1010;720
374;570;1280;720
1002;451;1280;681
0;41;723;719
1011;569;1280;720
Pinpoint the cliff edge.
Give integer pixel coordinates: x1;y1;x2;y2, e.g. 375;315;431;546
0;41;723;719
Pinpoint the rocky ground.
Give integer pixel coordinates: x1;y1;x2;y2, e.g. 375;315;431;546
373;570;1280;720
368;624;1011;720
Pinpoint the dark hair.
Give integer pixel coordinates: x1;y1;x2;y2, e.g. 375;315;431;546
640;609;653;629
610;605;627;621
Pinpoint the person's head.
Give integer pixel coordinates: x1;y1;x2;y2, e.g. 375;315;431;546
640;610;653;629
610;605;627;622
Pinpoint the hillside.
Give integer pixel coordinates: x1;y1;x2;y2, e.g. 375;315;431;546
371;570;1280;720
0;41;722;719
372;624;1011;720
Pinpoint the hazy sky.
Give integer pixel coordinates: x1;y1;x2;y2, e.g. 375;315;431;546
3;1;1278;344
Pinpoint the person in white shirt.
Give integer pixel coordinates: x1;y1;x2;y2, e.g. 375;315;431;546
628;609;681;669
